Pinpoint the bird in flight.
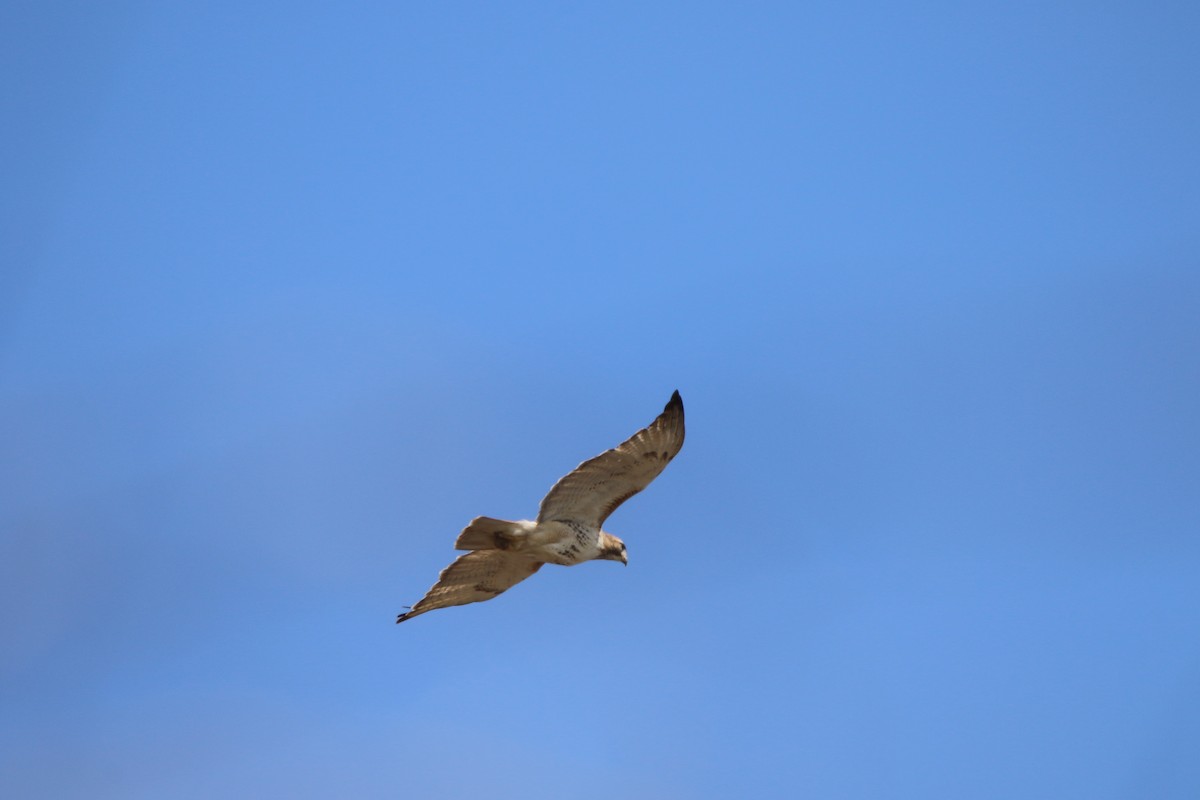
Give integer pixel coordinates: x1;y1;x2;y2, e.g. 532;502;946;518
396;391;685;623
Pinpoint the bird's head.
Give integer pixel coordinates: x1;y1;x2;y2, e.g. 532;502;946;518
598;532;628;566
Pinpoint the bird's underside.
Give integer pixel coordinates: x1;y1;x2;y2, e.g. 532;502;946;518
396;390;685;624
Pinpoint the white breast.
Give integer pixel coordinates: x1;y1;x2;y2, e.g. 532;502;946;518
528;519;600;566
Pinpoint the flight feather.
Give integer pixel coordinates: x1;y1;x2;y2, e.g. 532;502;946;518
396;551;543;623
537;390;685;528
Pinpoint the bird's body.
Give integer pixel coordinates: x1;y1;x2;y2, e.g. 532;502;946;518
396;391;685;623
456;518;604;566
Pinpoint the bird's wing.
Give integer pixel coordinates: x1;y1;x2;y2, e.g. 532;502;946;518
536;390;685;529
396;551;543;623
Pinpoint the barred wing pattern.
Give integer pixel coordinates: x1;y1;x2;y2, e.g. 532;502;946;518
396;551;543;623
537;390;685;528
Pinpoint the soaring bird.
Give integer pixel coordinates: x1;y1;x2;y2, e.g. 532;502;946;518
396;391;685;623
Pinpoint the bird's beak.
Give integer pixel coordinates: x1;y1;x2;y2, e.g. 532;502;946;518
621;554;628;566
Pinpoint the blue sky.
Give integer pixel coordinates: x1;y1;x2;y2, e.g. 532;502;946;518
3;2;1199;797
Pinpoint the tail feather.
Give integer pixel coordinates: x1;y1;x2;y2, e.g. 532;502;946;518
454;517;527;551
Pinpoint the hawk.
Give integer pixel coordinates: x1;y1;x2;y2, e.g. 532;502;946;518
396;390;685;623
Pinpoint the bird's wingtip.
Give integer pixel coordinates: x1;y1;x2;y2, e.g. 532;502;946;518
666;389;683;412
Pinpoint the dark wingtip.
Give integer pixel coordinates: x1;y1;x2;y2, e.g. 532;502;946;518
665;390;683;413
395;613;409;624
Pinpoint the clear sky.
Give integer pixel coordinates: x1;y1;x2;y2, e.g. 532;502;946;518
3;2;1199;797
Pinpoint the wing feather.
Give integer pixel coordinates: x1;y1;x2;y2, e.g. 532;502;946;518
396;551;543;623
536;390;685;528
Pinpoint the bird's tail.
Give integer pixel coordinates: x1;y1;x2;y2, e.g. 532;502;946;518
454;517;528;551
